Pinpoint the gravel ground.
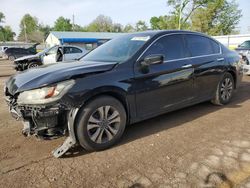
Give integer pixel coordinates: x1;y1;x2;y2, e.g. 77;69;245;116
0;60;250;188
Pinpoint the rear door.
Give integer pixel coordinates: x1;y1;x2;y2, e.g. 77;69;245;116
184;34;223;100
134;34;195;118
63;47;83;61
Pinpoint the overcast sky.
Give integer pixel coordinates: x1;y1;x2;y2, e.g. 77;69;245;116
0;0;249;35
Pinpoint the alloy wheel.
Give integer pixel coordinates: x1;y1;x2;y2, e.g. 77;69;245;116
29;64;38;68
87;106;121;144
220;77;233;101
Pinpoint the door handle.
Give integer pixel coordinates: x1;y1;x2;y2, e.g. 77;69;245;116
182;64;193;68
217;58;224;61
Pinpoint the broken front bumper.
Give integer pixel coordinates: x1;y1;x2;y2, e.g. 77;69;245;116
4;86;80;158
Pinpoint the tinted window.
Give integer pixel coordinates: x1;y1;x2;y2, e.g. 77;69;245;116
210;40;220;53
64;47;82;54
143;34;189;61
185;35;214;56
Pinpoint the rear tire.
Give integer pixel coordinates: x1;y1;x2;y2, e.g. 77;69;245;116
76;96;127;151
211;73;234;105
8;56;15;61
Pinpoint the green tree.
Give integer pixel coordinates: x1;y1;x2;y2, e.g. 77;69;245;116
167;0;209;29
38;24;51;37
86;15;114;32
0;12;5;29
135;20;148;31
112;23;123;32
150;15;182;30
53;16;72;31
123;24;136;33
191;0;242;35
0;26;16;41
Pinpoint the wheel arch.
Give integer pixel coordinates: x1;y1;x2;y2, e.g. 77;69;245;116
227;69;237;89
75;86;130;125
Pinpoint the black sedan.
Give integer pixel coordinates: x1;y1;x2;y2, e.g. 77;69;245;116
4;45;37;61
4;30;243;157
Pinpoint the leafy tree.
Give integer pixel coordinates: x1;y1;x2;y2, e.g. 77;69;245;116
112;23;123;32
135;20;148;31
0;12;5;29
191;0;242;35
0;26;16;41
38;24;51;37
53;16;72;31
123;24;136;33
19;14;38;35
167;0;209;29
150;15;184;30
86;15;114;32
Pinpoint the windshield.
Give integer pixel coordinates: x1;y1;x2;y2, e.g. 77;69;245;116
82;34;151;63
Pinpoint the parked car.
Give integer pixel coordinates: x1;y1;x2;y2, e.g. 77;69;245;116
4;47;36;61
4;30;243;158
14;45;88;71
235;40;250;75
0;46;9;58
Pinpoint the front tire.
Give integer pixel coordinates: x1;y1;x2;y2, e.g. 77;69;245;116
76;96;127;151
211;73;234;105
28;62;39;69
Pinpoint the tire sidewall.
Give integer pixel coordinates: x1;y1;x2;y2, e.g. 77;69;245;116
76;96;127;151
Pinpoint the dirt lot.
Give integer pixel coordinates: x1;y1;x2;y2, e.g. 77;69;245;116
1;59;250;188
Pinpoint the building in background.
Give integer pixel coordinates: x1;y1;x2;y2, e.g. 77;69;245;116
45;31;124;50
213;34;250;49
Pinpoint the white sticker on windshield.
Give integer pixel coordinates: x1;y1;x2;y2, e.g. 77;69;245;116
131;36;150;41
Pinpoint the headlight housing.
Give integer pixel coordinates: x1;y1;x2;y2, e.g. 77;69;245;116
17;80;75;105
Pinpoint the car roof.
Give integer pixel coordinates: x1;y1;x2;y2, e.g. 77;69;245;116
130;30;208;37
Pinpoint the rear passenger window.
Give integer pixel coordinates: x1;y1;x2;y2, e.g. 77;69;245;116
185;35;214;56
210;40;220;54
64;47;82;54
144;34;189;61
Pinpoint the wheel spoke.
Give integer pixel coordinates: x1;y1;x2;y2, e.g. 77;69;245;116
104;129;114;141
97;107;105;120
109;116;121;124
108;111;119;121
89;116;101;124
221;92;226;100
87;123;100;130
90;127;101;142
104;106;110;119
96;129;105;144
107;125;118;135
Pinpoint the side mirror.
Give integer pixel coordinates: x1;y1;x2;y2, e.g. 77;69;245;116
141;55;164;66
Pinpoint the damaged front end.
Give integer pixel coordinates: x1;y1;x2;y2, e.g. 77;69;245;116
4;79;78;158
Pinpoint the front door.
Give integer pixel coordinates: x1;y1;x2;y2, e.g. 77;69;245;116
134;34;194;118
43;46;58;65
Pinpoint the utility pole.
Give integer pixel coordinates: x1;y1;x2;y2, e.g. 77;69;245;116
178;0;183;30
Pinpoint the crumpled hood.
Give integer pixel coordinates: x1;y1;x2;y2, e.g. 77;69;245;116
6;61;117;95
14;54;40;62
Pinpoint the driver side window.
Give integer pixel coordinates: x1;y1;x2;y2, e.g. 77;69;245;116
143;34;189;61
47;46;58;55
